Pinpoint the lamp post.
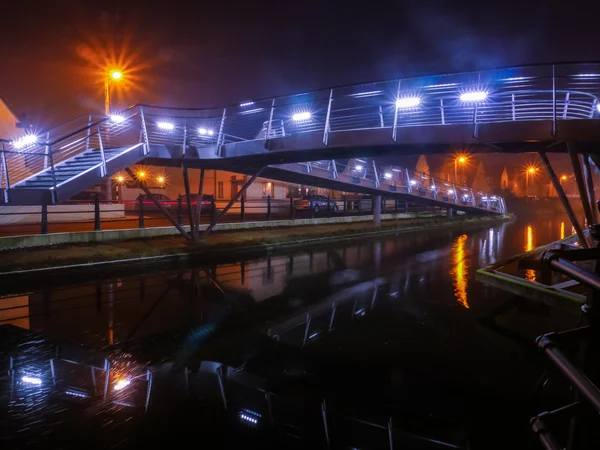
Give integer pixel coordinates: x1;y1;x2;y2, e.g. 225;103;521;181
105;70;123;116
526;166;537;196
455;156;467;185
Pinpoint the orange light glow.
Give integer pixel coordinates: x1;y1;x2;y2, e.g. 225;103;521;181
560;222;565;240
561;175;567;181
110;70;123;80
450;234;469;308
528;167;537;174
525;225;536;281
458;156;466;164
137;171;146;180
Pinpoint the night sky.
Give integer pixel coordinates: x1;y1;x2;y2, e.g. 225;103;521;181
1;0;599;130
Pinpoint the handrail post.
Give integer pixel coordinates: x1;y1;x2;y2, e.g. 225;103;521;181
240;195;245;222
140;107;150;155
1;141;10;203
392;80;401;141
97;126;107;177
267;195;272;221
215;108;226;156
372;160;380;188
431;176;437;199
331;160;338;179
181;119;187;157
85;115;92;152
47;139;58;203
41;204;48;234
405;168;412;193
266;100;275;140
470;188;476;206
138;196;145;228
44;131;50;170
323;89;333;145
453;184;458;204
177;195;183;225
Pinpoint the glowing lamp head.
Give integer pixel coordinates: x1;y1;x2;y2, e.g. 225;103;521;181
561;175;567;180
117;175;125;183
114;378;131;391
528;167;536;174
157;176;165;185
384;172;392;179
597;103;600;113
208;129;214;136
110;114;125;123
396;96;421;109
110;71;123;81
21;375;42;385
448;189;454;194
460;91;488;102
355;165;363;171
199;128;207;135
13;134;38;149
292;111;311;121
137;170;146;180
157;122;175;131
457;156;467;164
410;180;417;186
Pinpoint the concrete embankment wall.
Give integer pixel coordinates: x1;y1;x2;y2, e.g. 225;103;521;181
0;211;484;250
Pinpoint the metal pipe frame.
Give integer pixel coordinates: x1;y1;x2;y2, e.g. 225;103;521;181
583;153;598;224
97;126;107;177
392;80;401;141
200;167;265;239
323;89;333;145
215;108;226;156
539;151;589;248
567;142;594;227
537;333;600;412
125;168;190;239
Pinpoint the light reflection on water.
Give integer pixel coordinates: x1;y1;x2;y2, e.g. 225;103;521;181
450;234;470;308
525;225;536;281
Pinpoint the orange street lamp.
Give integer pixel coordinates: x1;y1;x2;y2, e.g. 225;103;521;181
137;170;146;180
526;166;538;196
561;175;567;181
454;155;468;184
105;69;124;116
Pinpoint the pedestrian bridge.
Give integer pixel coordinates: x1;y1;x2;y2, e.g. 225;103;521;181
1;62;599;209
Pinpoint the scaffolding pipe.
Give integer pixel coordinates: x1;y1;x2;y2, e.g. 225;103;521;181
538;151;589;248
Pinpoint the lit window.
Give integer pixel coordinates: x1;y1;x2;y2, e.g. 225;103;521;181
262;181;273;197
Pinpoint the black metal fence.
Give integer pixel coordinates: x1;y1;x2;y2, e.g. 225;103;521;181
0;195;450;237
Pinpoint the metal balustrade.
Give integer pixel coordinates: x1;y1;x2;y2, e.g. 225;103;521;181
1;63;598;206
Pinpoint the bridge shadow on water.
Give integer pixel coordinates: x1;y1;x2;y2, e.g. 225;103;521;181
0;215;588;449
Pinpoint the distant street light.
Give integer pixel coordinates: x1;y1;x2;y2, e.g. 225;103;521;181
105;69;124;116
454;155;468;185
526;166;538;196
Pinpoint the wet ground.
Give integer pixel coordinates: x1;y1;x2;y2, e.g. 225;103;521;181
0;214;584;449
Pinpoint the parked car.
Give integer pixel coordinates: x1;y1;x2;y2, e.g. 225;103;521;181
134;193;173;212
189;193;216;214
294;195;337;213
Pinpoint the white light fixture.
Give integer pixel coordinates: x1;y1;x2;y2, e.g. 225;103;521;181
384;172;392;179
110;114;125;123
447;189;454;194
240;101;254;107
13;134;38;149
410;180;417;186
396;97;421;109
597;103;600;113
208;130;214;136
21;375;42;385
292;111;311;121
460;91;488;102
355;165;363;171
199;128;208;135
114;378;131;391
157;122;175;130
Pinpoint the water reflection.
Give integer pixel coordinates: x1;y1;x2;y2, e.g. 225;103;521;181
524;225;536;281
450;234;470;308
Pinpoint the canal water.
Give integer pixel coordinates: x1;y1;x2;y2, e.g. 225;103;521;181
0;215;582;449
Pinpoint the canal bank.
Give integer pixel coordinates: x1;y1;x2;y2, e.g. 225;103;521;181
0;214;512;282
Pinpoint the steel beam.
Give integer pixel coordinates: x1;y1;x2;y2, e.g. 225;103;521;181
568;142;594;227
194;168;205;240
539;151;588;248
125;168;190;239
200;167;265;239
583;153;598;224
182;165;195;240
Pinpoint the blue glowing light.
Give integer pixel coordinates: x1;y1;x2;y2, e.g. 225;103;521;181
355;165;363;171
65;390;89;398
384;172;392;179
460;91;488;102
240;102;255;107
21;375;42;385
396;97;421;109
13;134;38;150
597;103;600;113
351;90;382;98
239;409;261;426
292;111;311;121
110;114;126;123
157;122;175;131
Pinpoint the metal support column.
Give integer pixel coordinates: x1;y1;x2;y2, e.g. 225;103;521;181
194;168;205;240
182;166;195;241
215;108;226;156
140;107;150;155
125;168;190;239
567;142;594;227
97;126;107;177
266;100;275;140
374;194;382;226
392;80;401;141
583;153;598;224
539;151;588;247
200;167;265;239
